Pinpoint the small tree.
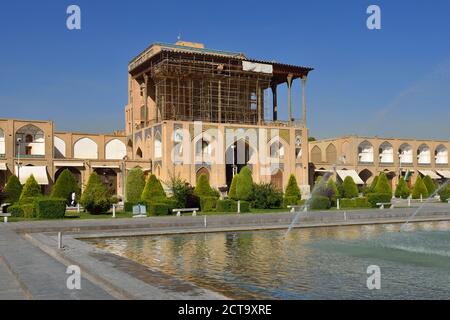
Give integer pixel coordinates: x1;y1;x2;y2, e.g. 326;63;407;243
438;182;450;202
285;174;301;202
395;178;411;199
126;168;145;202
4;175;22;204
374;173;392;195
342;176;359;199
194;174;214;197
411;175;429;199
236;166;253;201
20;175;41;201
0;186;6;206
80;172;112;214
51;169;80;202
141;174;166;202
422;175;436;196
228;174;239;200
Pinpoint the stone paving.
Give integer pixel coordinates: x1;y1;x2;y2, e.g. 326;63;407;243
0;224;113;300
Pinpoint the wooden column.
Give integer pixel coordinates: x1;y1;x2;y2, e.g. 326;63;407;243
271;84;278;121
287;74;293;124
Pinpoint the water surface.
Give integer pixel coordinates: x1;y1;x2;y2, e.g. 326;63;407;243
87;221;450;299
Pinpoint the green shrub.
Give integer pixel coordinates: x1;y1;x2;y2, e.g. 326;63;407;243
236;166;253;201
228;174;239;200
194;174;215;197
395;178;411;199
412;176;429;199
369;176;379;193
200;196;217;212
354;197;370;208
168;176;192;208
374;173;392;194
148;203;169;216
326;179;339;206
422;175;436;196
340;197;370;209
35;198;66;219
80;172;112;214
283;196;299;207
367;193;392;207
237;200;251;213
438;184;450;202
9;204;24;217
250;183;283;209
141;174;166;201
342;176;359;199
284;174;301;202
126;168;145;203
124;201;141;212
51;169;80;203
165;197;178;214
20;175;41;201
310;195;331;210
216;199;236;213
4;175;22;204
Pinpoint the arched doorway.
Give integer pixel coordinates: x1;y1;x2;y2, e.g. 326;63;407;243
359;169;373;184
94;168;117;196
225;139;254;188
271;169;283;191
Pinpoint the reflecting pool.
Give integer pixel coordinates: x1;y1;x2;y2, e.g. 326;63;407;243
87;221;450;299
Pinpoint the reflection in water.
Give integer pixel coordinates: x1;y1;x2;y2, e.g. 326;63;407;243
87;221;450;299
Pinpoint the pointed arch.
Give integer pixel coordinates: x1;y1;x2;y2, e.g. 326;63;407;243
106;139;126;160
399;143;413;164
358;140;374;163
311;145;322;163
435;144;448;165
74;137;98;159
136;147;143;159
417;144;431;164
325;143;337;164
379;141;393;163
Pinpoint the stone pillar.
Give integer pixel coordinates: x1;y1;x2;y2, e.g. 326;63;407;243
143;74;148;125
218;80;222;123
301;75;307;128
287;74;293;124
257;82;262;125
271;84;278;121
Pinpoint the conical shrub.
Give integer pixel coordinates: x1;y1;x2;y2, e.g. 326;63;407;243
412;175;429;199
51;169;80;201
126;168;145;202
374;173;392;194
422;175;436;196
342;176;358;199
20;175;41;201
80;172;111;214
141;174;166;201
285;174;301;202
4;175;22;204
228;174;239;200
236;166;253;201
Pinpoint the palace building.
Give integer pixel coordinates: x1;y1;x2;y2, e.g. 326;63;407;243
0;41;313;198
309;136;450;189
3;41;448;199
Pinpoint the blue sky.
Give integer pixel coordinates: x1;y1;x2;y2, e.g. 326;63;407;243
0;0;449;139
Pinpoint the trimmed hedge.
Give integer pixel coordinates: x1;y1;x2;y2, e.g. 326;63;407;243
342;176;359;199
51;169;80;202
165;198;178;215
200;196;217;212
367;193;392;207
148;203;169;216
9;204;35;218
412;176;429;199
124;201;141;212
285;174;301;202
340;197;370;209
20;175;41;201
236;166;253;201
283;196;298;207
238;200;251;213
35;198;66;219
141;174;166;201
126;168;145;203
310;196;331;210
216;199;236;213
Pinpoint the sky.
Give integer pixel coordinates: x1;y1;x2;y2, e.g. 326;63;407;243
0;0;449;139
